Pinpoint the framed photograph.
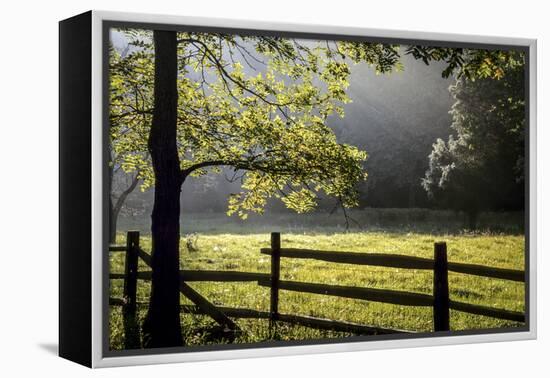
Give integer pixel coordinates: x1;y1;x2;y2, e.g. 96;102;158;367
59;10;537;368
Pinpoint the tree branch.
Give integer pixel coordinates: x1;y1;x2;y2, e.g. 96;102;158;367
113;172;141;215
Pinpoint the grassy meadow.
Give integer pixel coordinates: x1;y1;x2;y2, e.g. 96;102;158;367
109;211;525;350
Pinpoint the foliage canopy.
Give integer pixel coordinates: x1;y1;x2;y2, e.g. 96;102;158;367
110;30;404;217
422;57;525;220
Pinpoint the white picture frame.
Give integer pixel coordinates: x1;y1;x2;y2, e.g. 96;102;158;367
59;10;537;368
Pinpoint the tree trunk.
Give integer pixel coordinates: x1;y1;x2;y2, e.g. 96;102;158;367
109;197;117;243
109;157;116;244
142;30;183;348
109;173;140;244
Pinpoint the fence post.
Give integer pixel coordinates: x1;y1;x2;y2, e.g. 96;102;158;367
123;231;140;348
433;242;450;332
270;232;281;327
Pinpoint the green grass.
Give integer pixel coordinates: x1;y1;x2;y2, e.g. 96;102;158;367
109;231;525;350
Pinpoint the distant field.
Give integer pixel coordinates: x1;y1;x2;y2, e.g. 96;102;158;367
118;208;525;235
109;230;525;350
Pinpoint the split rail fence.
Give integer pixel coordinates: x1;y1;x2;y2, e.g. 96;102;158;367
109;231;525;348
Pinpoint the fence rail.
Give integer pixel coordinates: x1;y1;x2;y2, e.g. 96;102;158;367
108;245;127;252
258;279;435;307
109;231;525;346
448;300;524;322
260;248;524;282
110;270;269;282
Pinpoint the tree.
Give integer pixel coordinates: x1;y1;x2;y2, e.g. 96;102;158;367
109;166;139;243
109;44;153;242
140;30;184;347
112;30;403;347
404;46;523;80
421;54;525;227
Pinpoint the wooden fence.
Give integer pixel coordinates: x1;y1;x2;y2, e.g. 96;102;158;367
109;231;525;347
